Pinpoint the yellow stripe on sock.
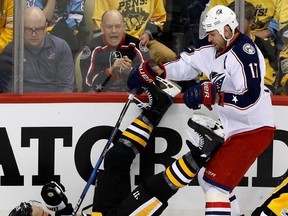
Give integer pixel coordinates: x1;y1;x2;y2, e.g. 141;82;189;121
179;157;196;178
123;131;147;147
165;167;185;188
134;119;153;132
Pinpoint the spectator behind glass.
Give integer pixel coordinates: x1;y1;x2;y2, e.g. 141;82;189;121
207;0;281;40
80;9;149;92
278;0;288;95
92;0;177;64
0;0;13;54
199;0;280;94
228;1;279;94
0;6;75;93
26;0;87;57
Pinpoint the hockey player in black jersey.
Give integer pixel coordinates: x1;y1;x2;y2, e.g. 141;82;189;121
37;59;225;216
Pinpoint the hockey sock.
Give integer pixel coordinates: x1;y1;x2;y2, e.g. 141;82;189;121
92;170;131;212
230;192;241;216
118;114;154;153
93;143;134;211
145;172;178;202
198;170;231;216
164;152;199;190
103;143;135;176
205;186;231;216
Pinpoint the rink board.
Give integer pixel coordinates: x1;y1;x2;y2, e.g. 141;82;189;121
0;93;287;215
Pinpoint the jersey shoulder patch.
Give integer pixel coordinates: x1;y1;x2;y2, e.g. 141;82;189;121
242;43;256;55
80;46;91;60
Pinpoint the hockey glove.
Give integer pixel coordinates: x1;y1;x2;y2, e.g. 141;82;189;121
183;82;217;110
127;59;166;94
41;181;73;216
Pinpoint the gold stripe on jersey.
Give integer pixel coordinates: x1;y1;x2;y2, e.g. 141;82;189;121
91;212;103;216
268;193;288;214
165;156;197;188
266;177;288;214
130;197;162;216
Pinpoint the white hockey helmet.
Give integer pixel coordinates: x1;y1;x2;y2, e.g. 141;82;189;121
202;5;238;39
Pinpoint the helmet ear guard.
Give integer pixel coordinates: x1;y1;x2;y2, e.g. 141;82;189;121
202;5;238;40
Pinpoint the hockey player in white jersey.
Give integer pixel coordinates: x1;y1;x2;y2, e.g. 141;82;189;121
126;4;276;216
31;5;276;216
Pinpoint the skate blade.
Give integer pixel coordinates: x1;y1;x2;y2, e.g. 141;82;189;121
155;76;182;97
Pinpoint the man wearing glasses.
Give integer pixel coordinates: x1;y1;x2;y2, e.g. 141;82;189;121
0;6;75;93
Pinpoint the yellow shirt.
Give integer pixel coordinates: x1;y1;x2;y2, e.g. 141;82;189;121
276;0;288;92
0;0;13;54
92;0;166;39
208;0;282;33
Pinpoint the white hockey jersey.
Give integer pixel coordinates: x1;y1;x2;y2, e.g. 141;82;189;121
165;32;274;139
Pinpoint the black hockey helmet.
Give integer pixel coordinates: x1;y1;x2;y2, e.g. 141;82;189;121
8;202;32;216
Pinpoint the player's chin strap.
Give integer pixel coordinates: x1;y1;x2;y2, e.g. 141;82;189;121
134;76;182;109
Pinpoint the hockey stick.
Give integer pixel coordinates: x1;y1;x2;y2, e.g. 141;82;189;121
72;90;136;216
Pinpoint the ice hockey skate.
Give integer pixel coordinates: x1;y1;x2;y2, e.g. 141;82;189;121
186;112;224;158
133;76;181;113
133;77;181;126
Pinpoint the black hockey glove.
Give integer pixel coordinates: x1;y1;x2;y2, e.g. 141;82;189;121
41;181;73;216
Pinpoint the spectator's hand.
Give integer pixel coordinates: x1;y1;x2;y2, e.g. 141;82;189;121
280;58;288;75
121;56;133;75
280;58;288;94
110;56;132;76
139;33;150;47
